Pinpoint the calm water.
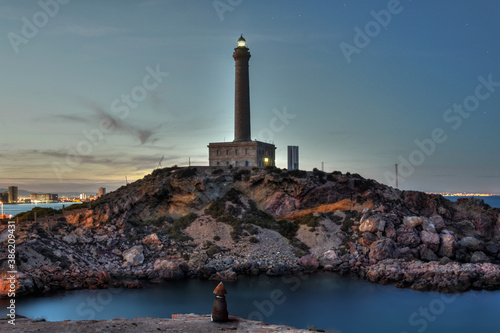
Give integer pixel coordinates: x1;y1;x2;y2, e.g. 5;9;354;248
1;274;499;332
444;195;500;208
3;196;499;216
2;197;499;331
1;202;81;217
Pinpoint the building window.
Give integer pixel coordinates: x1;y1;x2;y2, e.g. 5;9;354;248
217;150;220;156
217;162;220;166
245;161;249;167
226;149;230;155
226;161;229;166
235;149;238;155
265;150;268;156
245;149;248;155
235;161;239;166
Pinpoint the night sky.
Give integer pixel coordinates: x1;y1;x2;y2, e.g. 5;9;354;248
1;0;499;194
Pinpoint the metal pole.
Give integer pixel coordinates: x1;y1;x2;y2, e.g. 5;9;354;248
395;163;399;188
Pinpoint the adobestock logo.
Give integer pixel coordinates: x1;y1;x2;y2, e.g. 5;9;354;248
247;274;308;322
213;0;243;21
256;106;296;143
384;74;499;186
400;293;457;333
76;288;123;320
339;0;412;64
7;0;72;54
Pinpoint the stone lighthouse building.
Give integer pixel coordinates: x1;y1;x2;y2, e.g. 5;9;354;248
208;36;276;167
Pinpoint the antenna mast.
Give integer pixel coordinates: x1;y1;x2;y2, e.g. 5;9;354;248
157;155;164;169
395;163;399;188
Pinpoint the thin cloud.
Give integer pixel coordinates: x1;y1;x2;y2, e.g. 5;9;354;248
0;148;180;173
44;99;162;145
81;99;162;145
48;114;92;124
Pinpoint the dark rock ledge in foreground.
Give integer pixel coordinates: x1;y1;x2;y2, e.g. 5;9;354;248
0;314;318;333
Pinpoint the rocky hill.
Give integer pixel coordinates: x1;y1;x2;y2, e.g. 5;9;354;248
1;166;500;297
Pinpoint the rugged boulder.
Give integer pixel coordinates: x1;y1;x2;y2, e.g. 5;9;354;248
397;227;421;248
369;239;396;262
459;237;484;252
123;246;144;266
404;216;423;228
438;233;456;258
153;260;185;280
142;233;163;250
420;231;440;252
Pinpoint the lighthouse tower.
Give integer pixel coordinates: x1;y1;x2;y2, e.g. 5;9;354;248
233;35;251;142
208;36;276;168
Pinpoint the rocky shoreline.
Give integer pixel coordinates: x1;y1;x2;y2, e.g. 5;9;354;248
1;167;500;298
1;314;315;332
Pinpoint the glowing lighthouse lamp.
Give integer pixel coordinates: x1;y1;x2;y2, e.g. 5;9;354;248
237;35;247;47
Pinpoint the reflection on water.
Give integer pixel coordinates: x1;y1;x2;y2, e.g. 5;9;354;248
1;273;499;332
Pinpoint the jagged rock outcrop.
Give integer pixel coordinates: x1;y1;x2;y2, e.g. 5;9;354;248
1;166;499;297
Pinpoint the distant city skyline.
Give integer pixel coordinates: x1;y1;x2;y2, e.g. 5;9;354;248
1;1;500;194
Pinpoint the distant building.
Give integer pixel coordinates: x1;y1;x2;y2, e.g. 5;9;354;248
80;193;88;201
8;186;18;203
287;146;299;170
30;193;59;203
0;192;8;203
97;187;106;198
208;36;276;168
